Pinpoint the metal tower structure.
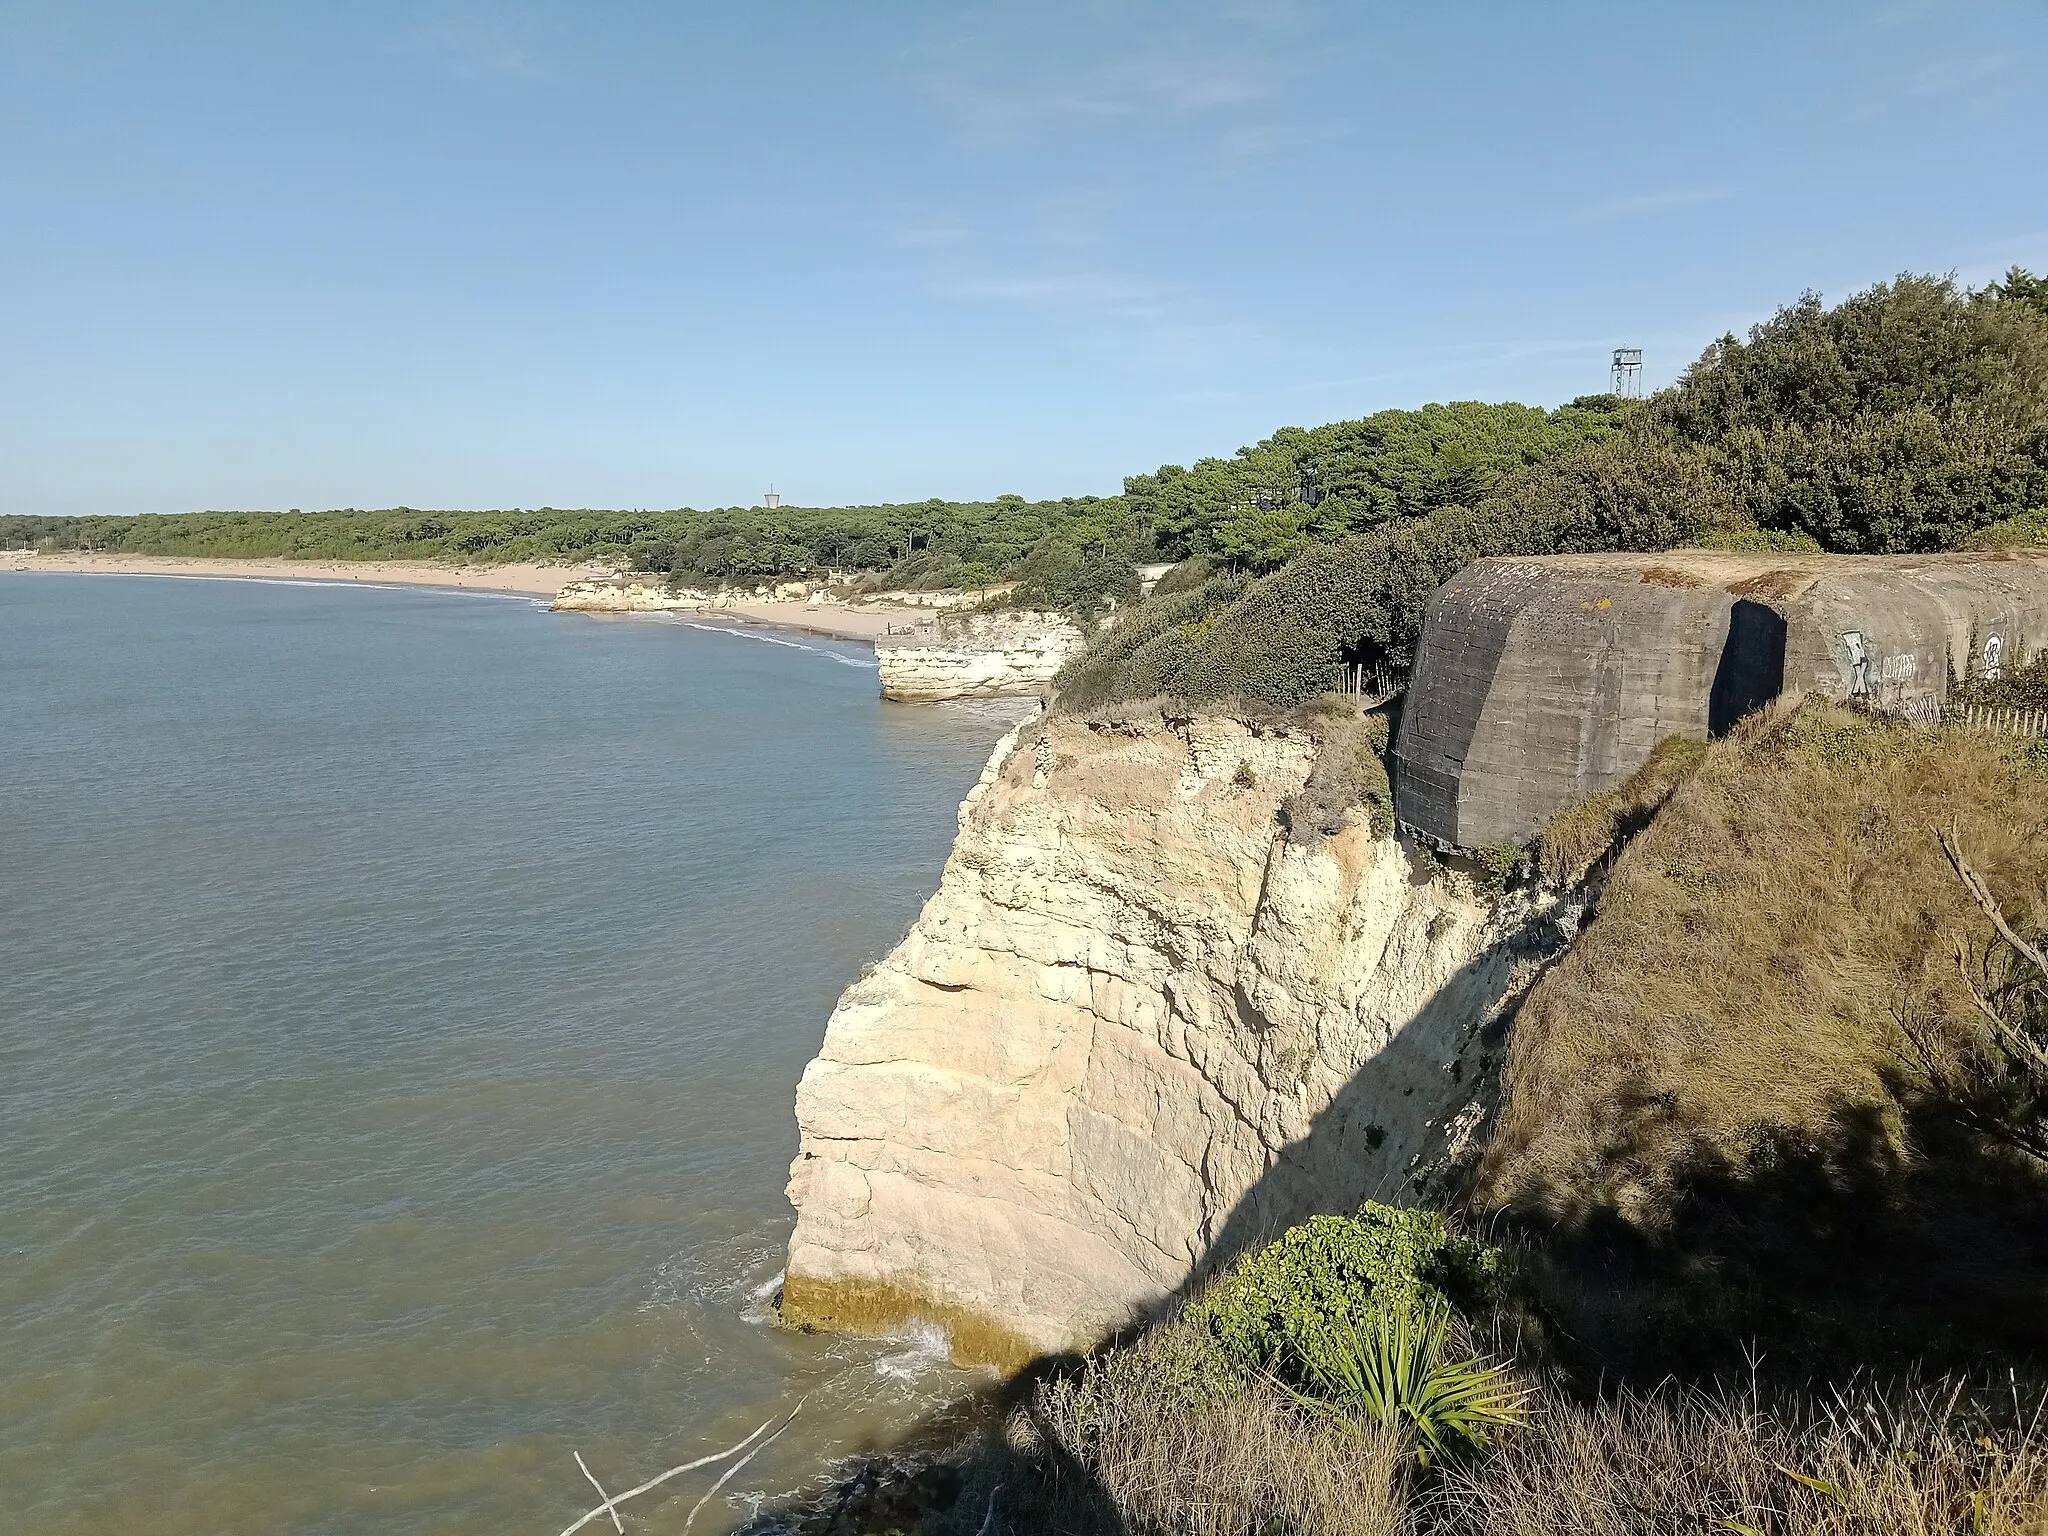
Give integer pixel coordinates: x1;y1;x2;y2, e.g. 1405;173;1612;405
1611;347;1644;399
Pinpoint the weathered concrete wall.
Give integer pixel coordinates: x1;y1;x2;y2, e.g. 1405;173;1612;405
1393;550;2048;849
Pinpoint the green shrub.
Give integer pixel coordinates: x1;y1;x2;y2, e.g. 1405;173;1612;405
1475;842;1524;893
1280;711;1395;842
1962;506;2048;550
1953;647;2048;710
1147;554;1215;597
1188;1204;1505;1378
1051;572;1250;711
1003;535;1141;615
1060;436;1718;709
1661;274;2048;553
1281;1293;1530;1464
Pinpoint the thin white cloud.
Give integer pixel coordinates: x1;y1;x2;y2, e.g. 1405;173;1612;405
394;11;552;81
1576;186;1741;223
1907;51;2012;95
909;4;1298;141
935;271;1174;317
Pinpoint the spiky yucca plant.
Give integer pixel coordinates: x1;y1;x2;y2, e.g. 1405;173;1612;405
1283;1295;1530;1464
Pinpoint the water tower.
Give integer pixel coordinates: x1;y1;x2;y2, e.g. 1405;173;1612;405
762;486;781;509
1611;348;1644;399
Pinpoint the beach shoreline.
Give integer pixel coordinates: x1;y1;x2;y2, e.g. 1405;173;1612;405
0;552;908;643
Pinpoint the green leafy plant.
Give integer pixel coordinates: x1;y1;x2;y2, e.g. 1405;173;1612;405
1189;1204;1505;1378
1280;1293;1530;1464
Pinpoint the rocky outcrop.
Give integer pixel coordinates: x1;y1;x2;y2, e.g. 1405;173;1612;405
783;712;1567;1365
550;577;824;612
875;611;1087;702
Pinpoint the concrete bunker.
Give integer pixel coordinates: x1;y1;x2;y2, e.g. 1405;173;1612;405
1390;549;2048;849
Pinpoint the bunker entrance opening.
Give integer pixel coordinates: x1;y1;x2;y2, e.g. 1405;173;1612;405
1708;599;1788;737
1339;638;1401;701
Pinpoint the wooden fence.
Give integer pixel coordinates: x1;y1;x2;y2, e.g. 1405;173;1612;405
1950;703;2048;738
1342;663;1403;706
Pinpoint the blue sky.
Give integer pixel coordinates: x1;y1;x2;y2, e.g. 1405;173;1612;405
3;1;2044;515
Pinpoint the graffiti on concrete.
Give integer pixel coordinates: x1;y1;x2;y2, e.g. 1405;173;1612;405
1841;631;1871;697
1840;631;1922;706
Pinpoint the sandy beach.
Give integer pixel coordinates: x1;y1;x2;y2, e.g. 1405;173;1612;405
2;551;618;597
0;551;922;643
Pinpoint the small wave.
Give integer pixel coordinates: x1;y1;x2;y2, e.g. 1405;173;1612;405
742;1269;787;1327
868;1319;953;1381
643;1234;786;1318
677;621;879;670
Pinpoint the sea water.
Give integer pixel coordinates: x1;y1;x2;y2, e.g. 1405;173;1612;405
0;574;1019;1534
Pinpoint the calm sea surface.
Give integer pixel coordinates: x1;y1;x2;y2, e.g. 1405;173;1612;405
0;574;1019;1535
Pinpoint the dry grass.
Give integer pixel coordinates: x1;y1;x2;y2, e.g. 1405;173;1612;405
1424;1376;2048;1536
919;1355;2048;1536
1537;732;1710;884
992;1321;1409;1536
1037;1376;1407;1536
1482;700;2048;1239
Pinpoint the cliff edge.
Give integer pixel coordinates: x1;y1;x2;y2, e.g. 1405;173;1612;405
783;709;1569;1365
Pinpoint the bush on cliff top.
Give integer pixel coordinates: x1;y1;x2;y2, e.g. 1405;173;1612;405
1280;710;1395;843
1056;270;2048;710
1661;272;2048;553
1188;1205;1506;1379
1057;434;1721;708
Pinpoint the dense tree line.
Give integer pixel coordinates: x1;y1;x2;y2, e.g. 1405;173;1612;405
1061;269;2048;707
0;496;1141;588
1121;398;1634;571
10;268;2043;640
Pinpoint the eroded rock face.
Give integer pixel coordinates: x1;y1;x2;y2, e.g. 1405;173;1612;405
784;713;1553;1365
550;578;824;612
874;612;1086;702
550;578;716;612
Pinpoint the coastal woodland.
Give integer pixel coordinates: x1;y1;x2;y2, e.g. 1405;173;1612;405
760;275;2048;1536
9;267;2047;675
17;271;2048;1535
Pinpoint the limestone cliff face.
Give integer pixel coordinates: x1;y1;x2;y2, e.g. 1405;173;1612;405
875;612;1086;702
551;578;820;612
784;712;1565;1365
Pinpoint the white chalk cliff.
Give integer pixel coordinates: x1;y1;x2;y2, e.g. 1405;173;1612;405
784;711;1564;1365
875;612;1087;702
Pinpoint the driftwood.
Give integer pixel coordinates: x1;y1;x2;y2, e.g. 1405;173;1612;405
1942;818;2048;980
574;1451;623;1534
681;1405;803;1532
556;1403;800;1536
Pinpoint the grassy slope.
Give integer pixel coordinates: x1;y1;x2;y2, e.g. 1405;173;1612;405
1478;701;2048;1358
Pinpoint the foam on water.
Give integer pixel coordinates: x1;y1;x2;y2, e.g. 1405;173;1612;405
675;618;880;669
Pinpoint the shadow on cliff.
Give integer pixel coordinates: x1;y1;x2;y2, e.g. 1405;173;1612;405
739;1057;2048;1536
1149;856;1582;1320
736;859;1583;1535
1480;1070;2048;1384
